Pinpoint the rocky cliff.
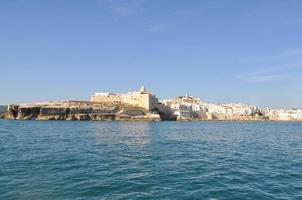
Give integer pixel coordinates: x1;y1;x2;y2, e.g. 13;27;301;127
1;101;161;121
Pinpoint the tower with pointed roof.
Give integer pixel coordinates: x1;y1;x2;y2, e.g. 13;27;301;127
140;85;145;92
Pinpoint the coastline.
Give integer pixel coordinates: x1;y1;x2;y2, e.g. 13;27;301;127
0;101;162;121
2;118;302;122
2;100;302;122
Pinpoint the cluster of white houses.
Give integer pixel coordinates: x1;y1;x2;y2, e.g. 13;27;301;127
262;108;302;120
91;86;302;121
161;95;261;120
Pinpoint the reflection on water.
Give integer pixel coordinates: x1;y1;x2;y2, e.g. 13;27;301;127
92;122;153;146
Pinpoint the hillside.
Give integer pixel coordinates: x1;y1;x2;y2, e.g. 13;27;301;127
1;101;161;121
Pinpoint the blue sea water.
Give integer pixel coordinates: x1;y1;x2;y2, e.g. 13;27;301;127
0;120;302;200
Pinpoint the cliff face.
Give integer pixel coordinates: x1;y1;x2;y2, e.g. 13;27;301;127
2;101;161;121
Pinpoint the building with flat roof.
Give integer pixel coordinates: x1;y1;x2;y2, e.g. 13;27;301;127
91;86;160;111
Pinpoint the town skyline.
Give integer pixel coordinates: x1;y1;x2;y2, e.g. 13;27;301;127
2;84;302;110
3;85;301;121
89;85;302;121
1;84;302;109
1;1;302;107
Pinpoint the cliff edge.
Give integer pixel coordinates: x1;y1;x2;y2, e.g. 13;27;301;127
1;101;161;121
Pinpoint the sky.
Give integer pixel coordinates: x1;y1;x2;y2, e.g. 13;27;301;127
1;0;302;108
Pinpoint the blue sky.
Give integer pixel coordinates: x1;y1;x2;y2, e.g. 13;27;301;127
1;0;302;108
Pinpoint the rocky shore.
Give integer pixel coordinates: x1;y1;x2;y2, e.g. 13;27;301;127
0;101;161;121
2;101;300;122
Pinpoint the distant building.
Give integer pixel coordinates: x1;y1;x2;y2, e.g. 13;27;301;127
289;110;302;120
162;95;203;118
91;88;302;120
91;86;160;111
262;108;302;120
91;92;122;104
174;104;192;118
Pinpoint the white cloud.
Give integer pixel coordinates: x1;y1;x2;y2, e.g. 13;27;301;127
98;0;145;16
115;0;144;16
146;23;172;33
238;58;250;63
236;74;284;83
273;47;302;58
241;47;302;64
236;61;302;84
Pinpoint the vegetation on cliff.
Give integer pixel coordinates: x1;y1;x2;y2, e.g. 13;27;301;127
1;101;161;121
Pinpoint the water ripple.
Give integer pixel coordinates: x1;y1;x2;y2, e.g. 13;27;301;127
0;121;302;199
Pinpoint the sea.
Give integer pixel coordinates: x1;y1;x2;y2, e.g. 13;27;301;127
0;120;301;200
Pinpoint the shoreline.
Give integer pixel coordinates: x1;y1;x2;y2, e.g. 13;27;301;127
1;118;302;122
2;100;302;122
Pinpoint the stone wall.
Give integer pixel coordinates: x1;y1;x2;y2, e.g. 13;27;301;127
91;93;122;104
91;92;161;112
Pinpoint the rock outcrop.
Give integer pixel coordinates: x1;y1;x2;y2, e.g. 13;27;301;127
2;101;161;121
